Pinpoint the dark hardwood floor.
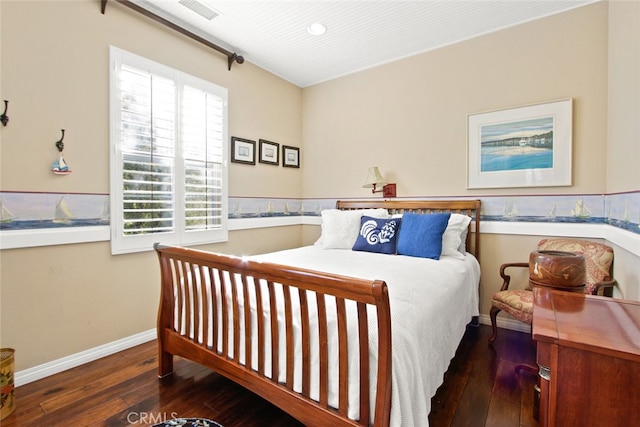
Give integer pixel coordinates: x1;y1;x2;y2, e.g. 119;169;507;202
3;325;537;426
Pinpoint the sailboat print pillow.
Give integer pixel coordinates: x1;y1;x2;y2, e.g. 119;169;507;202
352;216;401;254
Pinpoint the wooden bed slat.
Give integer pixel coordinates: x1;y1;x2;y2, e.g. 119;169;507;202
283;284;294;389
357;302;370;426
231;271;240;363
219;269;229;358
242;274;252;370
317;292;329;407
198;266;208;349
337;297;349;416
299;288;311;396
255;278;266;376
191;263;200;345
208;268;218;352
268;280;279;384
183;261;192;340
176;260;185;336
372;280;392;426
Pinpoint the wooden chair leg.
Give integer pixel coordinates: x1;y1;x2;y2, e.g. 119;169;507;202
489;306;500;344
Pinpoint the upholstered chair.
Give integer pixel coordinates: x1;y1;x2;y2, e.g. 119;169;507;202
488;238;616;344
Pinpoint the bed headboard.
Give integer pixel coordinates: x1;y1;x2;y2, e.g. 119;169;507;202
336;199;481;260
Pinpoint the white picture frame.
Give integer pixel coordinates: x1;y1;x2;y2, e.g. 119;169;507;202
467;99;572;189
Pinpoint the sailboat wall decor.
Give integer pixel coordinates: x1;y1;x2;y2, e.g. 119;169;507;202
52;154;71;174
51;129;71;175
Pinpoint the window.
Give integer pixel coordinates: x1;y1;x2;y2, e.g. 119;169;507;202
110;47;228;254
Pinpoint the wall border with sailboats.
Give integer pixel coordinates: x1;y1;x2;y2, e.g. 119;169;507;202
1;191;638;250
0;191;109;230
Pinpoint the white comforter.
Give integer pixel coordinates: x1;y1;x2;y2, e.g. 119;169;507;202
250;246;480;427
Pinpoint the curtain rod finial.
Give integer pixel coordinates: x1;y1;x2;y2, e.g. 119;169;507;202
228;53;244;70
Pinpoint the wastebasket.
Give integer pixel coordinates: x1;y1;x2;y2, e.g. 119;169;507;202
1;348;15;420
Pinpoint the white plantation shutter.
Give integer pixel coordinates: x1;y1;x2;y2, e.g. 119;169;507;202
110;47;228;254
181;85;224;231
120;66;176;236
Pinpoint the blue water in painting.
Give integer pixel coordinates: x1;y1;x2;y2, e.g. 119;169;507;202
481;150;553;172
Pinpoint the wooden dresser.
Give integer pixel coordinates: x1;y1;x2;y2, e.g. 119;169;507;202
532;288;640;426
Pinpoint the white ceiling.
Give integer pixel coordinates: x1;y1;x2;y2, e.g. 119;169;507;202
128;0;600;88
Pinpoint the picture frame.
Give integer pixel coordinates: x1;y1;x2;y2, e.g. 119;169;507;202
230;137;256;165
467;99;572;189
282;145;300;168
258;139;279;165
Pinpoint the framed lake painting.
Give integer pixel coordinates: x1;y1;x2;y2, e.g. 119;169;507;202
467;99;572;189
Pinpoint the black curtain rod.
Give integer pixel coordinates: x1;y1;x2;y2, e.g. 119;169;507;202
101;0;244;70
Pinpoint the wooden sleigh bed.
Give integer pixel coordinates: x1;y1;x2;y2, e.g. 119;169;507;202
154;199;481;427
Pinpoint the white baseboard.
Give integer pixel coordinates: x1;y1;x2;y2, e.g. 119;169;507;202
15;329;157;387
477;313;532;334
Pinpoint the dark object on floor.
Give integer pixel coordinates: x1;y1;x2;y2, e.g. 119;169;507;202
153;418;223;427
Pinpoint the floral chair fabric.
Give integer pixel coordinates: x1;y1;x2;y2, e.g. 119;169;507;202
537;238;614;295
489;238;615;344
491;289;534;325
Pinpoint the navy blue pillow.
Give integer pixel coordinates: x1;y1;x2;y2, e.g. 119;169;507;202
352;216;401;254
396;213;451;259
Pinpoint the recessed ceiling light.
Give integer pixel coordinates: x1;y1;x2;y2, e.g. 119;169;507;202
307;22;327;36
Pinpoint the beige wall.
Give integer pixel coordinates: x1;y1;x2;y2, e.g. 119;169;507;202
606;0;640;193
605;0;640;301
0;0;303;370
302;2;609;198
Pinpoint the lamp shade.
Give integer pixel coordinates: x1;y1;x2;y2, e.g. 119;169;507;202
363;166;387;188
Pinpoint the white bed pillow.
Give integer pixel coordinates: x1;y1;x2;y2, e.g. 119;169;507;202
441;213;472;259
315;208;390;249
458;228;469;253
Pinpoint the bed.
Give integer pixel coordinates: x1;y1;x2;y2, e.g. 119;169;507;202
154;199;481;426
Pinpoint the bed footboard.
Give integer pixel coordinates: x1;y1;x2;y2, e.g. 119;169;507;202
154;243;392;427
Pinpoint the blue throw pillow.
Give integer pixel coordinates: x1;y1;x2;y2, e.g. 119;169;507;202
352;216;401;254
396;213;451;259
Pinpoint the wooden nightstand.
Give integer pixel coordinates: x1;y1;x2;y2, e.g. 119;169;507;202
532;288;640;426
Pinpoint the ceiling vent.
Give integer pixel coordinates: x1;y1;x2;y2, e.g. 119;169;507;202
178;0;220;21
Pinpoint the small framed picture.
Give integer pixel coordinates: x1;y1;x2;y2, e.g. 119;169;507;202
282;145;300;168
231;137;256;165
259;139;279;165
